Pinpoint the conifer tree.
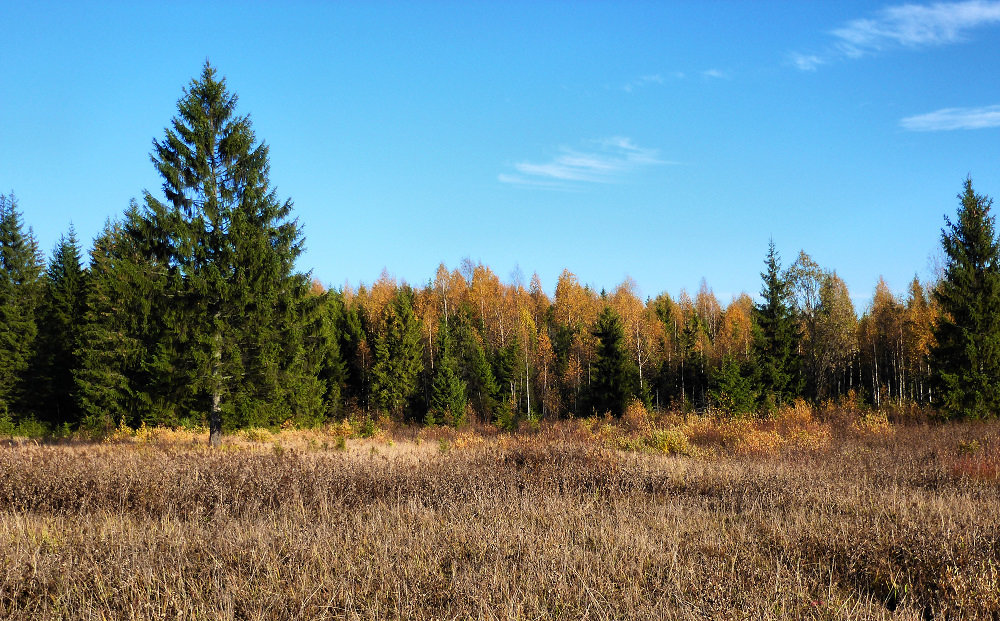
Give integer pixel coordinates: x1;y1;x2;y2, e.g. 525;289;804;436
752;241;801;409
371;288;424;420
930;178;1000;419
428;316;467;426
0;193;44;418
338;303;371;411
313;291;347;419
709;355;757;416
75;208;170;431
677;310;708;409
35;227;87;426
491;338;520;414
590;306;632;416
75;223;131;431
141;63;319;444
453;308;499;422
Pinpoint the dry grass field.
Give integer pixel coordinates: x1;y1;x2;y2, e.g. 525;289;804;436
1;407;998;620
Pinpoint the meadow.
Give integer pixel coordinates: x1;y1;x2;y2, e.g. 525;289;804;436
1;405;998;620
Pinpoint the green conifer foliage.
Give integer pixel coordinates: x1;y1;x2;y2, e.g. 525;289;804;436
709;355;758;416
678;312;708;410
141;63;319;443
338;303;371;411
35;227;87;426
590;306;632;416
930;178;1000;419
452;308;498;422
0;193;44;418
752;241;801;410
75;222;136;430
75;209;170;432
428;316;467;426
491;338;520;416
313;291;347;420
371;288;424;420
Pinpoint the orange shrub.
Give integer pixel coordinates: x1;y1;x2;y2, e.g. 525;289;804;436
622;399;652;433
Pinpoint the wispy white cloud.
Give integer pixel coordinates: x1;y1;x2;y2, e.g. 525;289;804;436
623;74;665;93
701;68;729;79
833;0;1000;53
621;72;689;92
789;52;824;71
900;104;1000;130
499;137;670;189
496;173;573;190
790;0;1000;69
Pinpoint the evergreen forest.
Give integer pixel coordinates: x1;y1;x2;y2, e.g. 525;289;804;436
4;64;999;442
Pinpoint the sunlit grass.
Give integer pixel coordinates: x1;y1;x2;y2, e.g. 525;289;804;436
1;410;997;619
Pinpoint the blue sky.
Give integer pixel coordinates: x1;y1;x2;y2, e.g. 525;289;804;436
3;1;1000;308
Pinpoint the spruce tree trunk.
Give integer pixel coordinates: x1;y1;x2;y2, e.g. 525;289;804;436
209;327;223;447
209;389;222;447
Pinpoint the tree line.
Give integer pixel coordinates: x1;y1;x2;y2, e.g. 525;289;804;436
1;65;997;440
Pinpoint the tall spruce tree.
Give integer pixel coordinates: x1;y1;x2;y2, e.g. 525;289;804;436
0;193;44;419
930;178;1000;419
709;355;758;416
752;241;801;409
35;227;88;426
142;63;320;444
677;311;708;409
491;337;520;415
453;308;498;422
370;288;424;420
338;302;371;411
75;209;168;431
428;316;467;426
590;306;632;416
75;221;135;431
313;290;347;420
